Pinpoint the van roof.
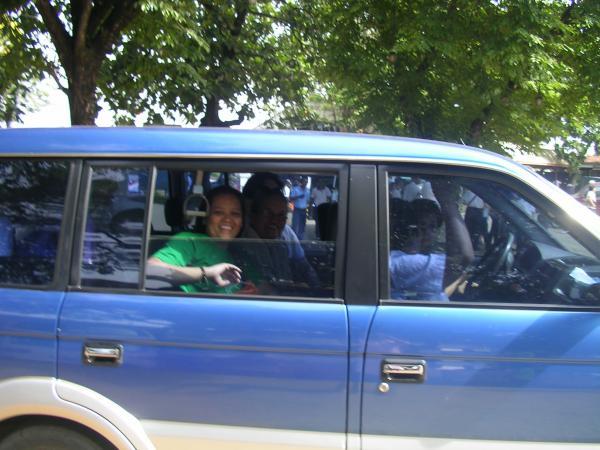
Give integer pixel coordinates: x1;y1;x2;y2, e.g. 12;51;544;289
0;126;522;171
2;127;598;238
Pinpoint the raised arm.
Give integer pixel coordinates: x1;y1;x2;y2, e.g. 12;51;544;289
432;180;474;293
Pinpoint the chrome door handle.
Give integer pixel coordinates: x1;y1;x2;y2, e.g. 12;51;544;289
382;359;426;383
83;343;123;365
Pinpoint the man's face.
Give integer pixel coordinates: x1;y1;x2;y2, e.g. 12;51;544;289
251;196;287;240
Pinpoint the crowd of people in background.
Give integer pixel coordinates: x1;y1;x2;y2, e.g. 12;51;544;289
539;171;599;215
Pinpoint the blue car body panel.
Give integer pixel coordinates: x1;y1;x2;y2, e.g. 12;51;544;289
345;305;378;436
2;128;600;448
363;305;600;442
0;288;63;379
58;292;348;431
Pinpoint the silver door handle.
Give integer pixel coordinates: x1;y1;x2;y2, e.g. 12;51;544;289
382;359;426;383
83;343;123;365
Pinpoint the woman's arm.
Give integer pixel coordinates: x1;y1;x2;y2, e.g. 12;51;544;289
147;257;241;287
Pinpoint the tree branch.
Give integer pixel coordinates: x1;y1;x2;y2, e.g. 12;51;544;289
87;0;115;39
560;0;577;24
90;0;139;58
232;0;249;36
34;0;73;70
45;61;68;94
72;0;93;57
221;115;245;127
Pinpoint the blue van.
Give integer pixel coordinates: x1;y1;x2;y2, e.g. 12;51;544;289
1;127;600;450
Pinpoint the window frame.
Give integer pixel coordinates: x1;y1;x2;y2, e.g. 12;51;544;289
70;158;349;304
378;163;600;310
70;160;155;291
0;157;78;290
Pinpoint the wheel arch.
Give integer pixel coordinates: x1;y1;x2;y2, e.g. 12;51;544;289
0;377;155;450
0;415;115;448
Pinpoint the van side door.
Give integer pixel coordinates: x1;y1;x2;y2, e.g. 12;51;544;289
361;165;600;449
58;161;350;450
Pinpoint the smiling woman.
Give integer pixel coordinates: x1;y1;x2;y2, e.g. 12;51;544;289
147;186;249;294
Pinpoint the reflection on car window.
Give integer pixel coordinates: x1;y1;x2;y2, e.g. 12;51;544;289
80;167;148;289
145;169;338;298
387;173;600;306
0;160;69;285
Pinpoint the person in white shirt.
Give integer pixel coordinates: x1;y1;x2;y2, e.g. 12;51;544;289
402;177;437;203
389;178;404;199
311;179;332;238
586;181;597;212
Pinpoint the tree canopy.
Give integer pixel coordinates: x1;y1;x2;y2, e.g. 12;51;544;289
3;0;141;125
277;0;600;157
101;0;312;126
1;0;313;127
0;9;46;126
1;0;599;169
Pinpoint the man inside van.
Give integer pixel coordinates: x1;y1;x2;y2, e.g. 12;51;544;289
239;187;319;293
242;172;304;256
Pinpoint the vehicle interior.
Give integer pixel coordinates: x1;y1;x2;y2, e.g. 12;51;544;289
80;166;339;298
454;179;600;305
388;174;600;306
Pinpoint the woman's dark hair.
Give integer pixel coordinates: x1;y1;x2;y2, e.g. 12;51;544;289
205;185;245;237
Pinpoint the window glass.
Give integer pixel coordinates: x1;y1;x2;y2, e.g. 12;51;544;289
80;167;149;288
386;172;600;306
145;169;338;298
0;160;69;285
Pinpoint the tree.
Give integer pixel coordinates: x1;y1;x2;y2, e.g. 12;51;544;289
3;1;141;125
0;10;46;126
101;0;313;127
550;0;600;169
285;0;600;156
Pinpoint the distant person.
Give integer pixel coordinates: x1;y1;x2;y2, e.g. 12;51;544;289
402;176;437;203
586;181;597;212
311;179;331;238
289;177;310;239
389;178;404;199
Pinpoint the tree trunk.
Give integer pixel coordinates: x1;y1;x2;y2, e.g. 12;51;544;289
200;95;223;127
34;0;140;126
200;95;245;127
68;58;100;125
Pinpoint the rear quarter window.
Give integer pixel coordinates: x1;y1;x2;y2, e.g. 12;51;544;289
0;160;69;286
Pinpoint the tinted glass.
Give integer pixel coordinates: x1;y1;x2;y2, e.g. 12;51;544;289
387;173;600;306
0;160;69;285
80;167;148;288
146;169;338;298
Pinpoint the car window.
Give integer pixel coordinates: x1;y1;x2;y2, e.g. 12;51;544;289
145;167;339;298
385;171;600;306
80;166;149;289
0;160;69;286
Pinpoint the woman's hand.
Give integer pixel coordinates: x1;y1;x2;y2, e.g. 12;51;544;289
204;263;242;287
